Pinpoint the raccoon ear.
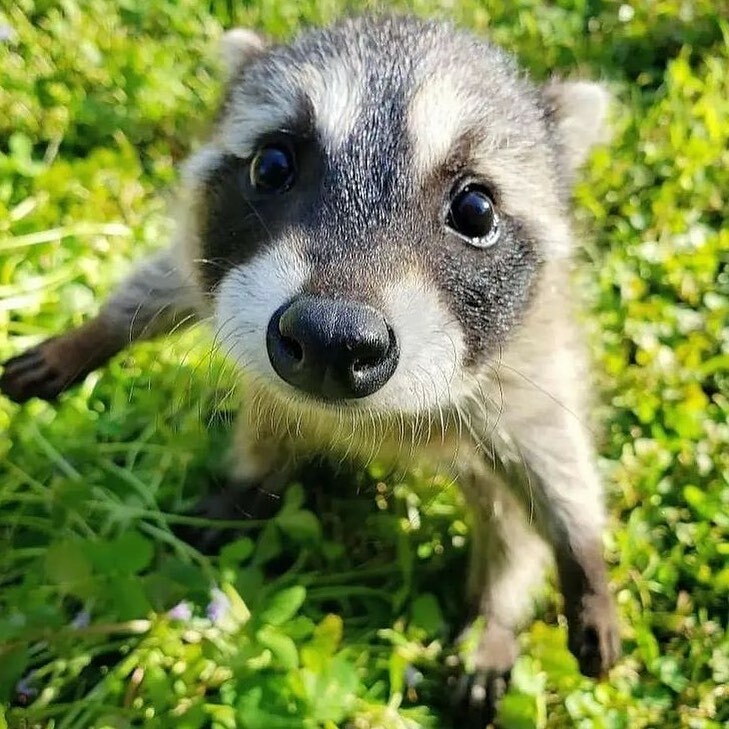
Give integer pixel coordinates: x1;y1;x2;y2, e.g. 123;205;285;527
542;80;611;174
219;28;267;78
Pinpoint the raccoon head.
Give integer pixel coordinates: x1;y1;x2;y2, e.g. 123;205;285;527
183;16;609;420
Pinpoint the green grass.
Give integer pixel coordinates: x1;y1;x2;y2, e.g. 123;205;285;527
1;1;727;727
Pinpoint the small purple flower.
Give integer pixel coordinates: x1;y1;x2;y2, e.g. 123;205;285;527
16;672;38;704
206;587;231;624
0;24;14;42
70;610;91;629
168;601;193;621
404;664;423;689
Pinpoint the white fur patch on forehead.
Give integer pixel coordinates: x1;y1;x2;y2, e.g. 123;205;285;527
406;70;544;178
408;76;468;175
301;58;363;153
215;244;310;381
221;57;363;158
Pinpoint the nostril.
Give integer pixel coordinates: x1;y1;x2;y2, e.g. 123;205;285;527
280;334;303;362
352;356;373;371
351;353;379;373
351;325;397;373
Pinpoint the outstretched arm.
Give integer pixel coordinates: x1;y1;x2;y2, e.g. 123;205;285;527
0;244;201;403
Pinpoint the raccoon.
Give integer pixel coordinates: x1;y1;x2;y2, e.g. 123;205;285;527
0;15;620;726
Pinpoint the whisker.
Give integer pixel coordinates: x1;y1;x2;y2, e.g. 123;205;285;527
492;360;593;435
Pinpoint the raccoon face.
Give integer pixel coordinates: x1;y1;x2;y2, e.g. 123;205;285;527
185;16;609;417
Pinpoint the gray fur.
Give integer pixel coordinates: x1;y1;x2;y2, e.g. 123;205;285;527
0;15;619;725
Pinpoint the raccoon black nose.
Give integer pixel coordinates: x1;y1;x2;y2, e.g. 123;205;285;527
266;296;399;400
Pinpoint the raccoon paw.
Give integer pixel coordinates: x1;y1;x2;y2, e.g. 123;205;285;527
175;473;287;553
450;621;518;728
0;340;75;403
567;592;621;678
452;668;510;729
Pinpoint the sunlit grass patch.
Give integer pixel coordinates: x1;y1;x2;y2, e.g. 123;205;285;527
1;1;728;728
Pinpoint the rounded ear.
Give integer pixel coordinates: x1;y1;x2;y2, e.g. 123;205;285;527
219;28;267;78
542;80;612;174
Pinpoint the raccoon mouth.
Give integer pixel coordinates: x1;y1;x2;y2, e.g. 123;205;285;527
265;296;399;402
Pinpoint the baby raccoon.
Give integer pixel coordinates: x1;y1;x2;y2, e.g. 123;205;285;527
1;15;620;726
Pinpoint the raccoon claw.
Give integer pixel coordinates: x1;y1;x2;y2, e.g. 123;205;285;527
568;593;620;678
231;482;283;521
174;477;284;553
449;620;517;727
0;343;71;403
451;668;510;728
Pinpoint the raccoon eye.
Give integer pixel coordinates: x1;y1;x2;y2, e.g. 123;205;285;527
447;185;499;247
250;145;295;192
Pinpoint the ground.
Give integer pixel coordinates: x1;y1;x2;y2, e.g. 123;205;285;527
0;1;727;728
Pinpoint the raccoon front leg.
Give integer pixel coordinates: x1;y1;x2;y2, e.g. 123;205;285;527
224;407;294;518
175;408;293;550
499;399;621;678
0;244;199;403
455;469;550;727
